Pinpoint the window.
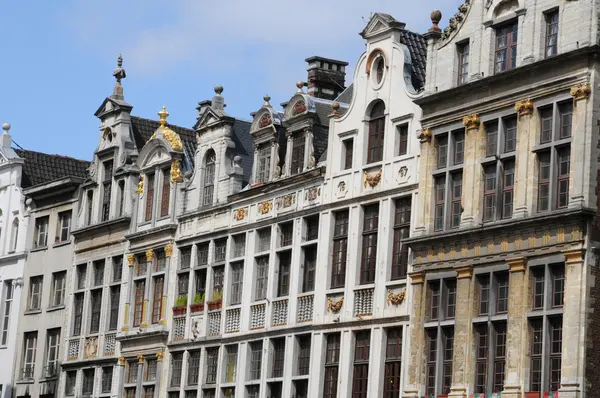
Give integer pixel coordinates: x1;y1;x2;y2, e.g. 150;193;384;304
28;276;43;311
50;271;66;307
453;131;464;165
375;56;385;83
496;273;509;313
65;370;76;395
145;173;155;221
72;293;84;336
212;266;224;297
197;242;209;266
89;289;102;333
277;251;291;297
188;350;201;385
151;276;164;324
1;281;13;345
392;197;411;280
160;168;170;217
133;280;145;327
344;138;354;169
146;359;157;381
495;22;518;73
57;210;72;242
474;322;507;393
93;260;105;286
214;239;227;262
232;234;245;258
297;335;311;376
204;150;216;205
256;143;271;184
125;388;136;398
360;204;379;284
143;386;155;398
247;386;260;398
117;180;125;217
34;216;48;248
76;264;86;290
82;368;95;395
86;190;94;226
224;345;238;383
291;132;306;175
127;360;138;383
156;250;166;272
331;210;349;288
177;272;189;297
205;347;219;384
457;41;470;85
257;228;271;252
249;341;263;380
545;11;559;58
230;262;243;305
384;328;402;398
22;332;37;380
45;328;60;377
425;328;454;395
194;269;207;295
294;380;309;398
434;130;464;230
352;331;370;398
255;256;269;300
102;160;113;222
279;222;293;247
397;124;409;156
302;245;317;292
10;218;19;252
271;338;285;378
109;286;120;330
268;382;282;398
324;333;341;398
113;256;123;282
367;101;385;163
171;353;183;387
558;102;572;140
529;313;563;394
305;214;319;241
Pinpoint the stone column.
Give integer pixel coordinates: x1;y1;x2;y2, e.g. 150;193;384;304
460;114;482;228
155;352;164;394
122;254;135;331
250;142;259;185
118;356;127;396
568;84;592;208
513;99;537;217
413;129;436;236
284;131;293;177
136;354;144;398
559;249;585;398
502;257;528;398
304;127;315;171
160;244;173;326
449;265;473;397
403;271;425;398
140;250;153;328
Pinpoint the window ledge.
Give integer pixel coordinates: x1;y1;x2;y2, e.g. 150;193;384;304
385;279;407;288
46;305;65;313
355;284;375;290
24;309;42;315
15;379;34;385
30;246;48;252
326;287;345;295
52;241;71;248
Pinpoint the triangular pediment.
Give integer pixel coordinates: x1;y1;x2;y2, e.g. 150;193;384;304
360;13;405;39
94;97;133;118
194;107;235;131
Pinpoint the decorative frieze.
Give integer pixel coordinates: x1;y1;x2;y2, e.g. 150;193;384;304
103;333;116;356
172;317;186;341
207;311;221;336
257;200;273;215
233;207;248;222
327;296;344;314
250;304;266;329
68;339;80;361
225;308;241;333
386;289;406;306
354;288;374;316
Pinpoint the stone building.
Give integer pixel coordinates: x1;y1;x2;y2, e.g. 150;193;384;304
404;0;600;397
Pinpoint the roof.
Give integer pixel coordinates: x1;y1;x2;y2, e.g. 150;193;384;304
229;119;253;184
399;29;427;91
15;149;90;189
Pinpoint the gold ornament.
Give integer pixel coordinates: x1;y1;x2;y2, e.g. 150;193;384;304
570;83;591;100
387;289;406;305
257;200;272;215
136;175;144;195
145;249;154;262
156;352;164;361
363;169;382;188
514;99;535;116
164;244;173;257
149;106;183;151
418;128;432;143
327;297;344;313
127;254;135;267
170;160;183;183
137;353;144;364
462;114;480;130
118;356;127;366
233;207;247;221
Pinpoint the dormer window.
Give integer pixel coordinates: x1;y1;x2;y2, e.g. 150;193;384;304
291;133;306;175
145;173;155;221
367;101;386;164
160;168;170;217
101;160;113;222
203;150;216;206
494;22;518;74
256;144;271;184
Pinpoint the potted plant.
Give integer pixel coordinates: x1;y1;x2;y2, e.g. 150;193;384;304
172;295;187;316
190;292;205;313
207;290;223;311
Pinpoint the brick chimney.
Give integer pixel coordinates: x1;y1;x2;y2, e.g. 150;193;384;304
305;56;348;100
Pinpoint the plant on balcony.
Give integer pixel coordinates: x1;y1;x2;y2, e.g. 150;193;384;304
173;295;188;316
190;292;205;313
207;290;223;311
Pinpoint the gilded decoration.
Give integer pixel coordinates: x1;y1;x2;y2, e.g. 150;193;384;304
572;226;581;240
136;175;144;195
156;352;164;361
257;200;273;215
563;249;583;263
233;207;247;221
363;169;382;188
528;233;537;247
292;100;307;115
501;239;508;252
474;244;480;256
305;187;320;202
410;271;424;285
507;257;526;273
164;244;173;257
456;265;473;279
461;246;468;257
515;99;535;116
170;160;183;183
487;240;494;254
543;231;551;245
84;337;98;359
127;254;135;267
462;114;480;130
118;356;127;366
418;128;432;143
437;248;444;260
558;228;565;243
277;193;296;209
150;106;184;151
387;289;406;305
327;297;344;313
145;249;154;262
571;83;591;100
515;235;522;250
137;353;145;364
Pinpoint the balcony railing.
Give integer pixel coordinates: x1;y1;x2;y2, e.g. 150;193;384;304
20;366;34;381
43;363;59;378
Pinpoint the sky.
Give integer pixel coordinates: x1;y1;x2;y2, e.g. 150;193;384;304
0;0;462;161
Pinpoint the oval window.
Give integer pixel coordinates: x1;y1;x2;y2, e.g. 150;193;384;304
375;57;385;84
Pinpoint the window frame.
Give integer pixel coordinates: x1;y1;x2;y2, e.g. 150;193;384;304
367;101;386;164
457;40;470;85
544;10;559;58
494;21;519;74
331;210;349;288
360;204;379;285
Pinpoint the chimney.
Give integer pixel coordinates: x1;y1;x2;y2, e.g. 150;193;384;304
305;56;348;100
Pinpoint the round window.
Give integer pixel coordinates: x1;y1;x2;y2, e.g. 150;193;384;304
374;56;385;84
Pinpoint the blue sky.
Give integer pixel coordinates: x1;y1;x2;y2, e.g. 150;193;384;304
0;0;462;160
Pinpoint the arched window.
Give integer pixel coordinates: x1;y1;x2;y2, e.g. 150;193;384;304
367;101;386;163
10;218;18;253
203;150;216;206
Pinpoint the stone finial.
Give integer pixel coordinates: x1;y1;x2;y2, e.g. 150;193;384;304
214;84;224;95
296;81;305;93
263;95;271;106
158;106;169;127
113;54;126;82
329;101;341;118
212;85;225;111
429;10;442;32
2;123;10;133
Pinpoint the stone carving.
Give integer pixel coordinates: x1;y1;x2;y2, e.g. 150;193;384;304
441;1;471;40
308;151;316;169
191;318;201;340
233;207;247;221
145;249;154;262
277;194;296;209
156;352;164;361
396;166;410;184
387;289;406;306
118;356;126;366
363;169;382;188
258;113;272;128
292;100;307;116
572;226;581;240
127;254;135;267
418;128;432;143
305;187;320;202
137;353;144;364
571;83;591;100
164;244;173;257
515;99;535;116
257;200;273;215
557;228;565;243
84;337;98;359
327;297;344;313
170;160;183;183
501;238;508;252
462;114;481;130
88;159;98;179
136;175;144;195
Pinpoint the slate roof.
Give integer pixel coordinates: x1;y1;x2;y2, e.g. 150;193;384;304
15;149;90;189
229;119;253;185
399;29;427;91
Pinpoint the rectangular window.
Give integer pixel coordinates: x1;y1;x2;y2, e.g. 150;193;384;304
178;273;189;297
384;327;403;397
195;269;207;295
146;358;157;381
559;102;572;139
247;386;260;398
22;331;37;379
352;331;371;398
86;190;94;226
474;325;488;393
493;323;507;392
89;289;102;334
249;341;263;380
502;161;515;218
50;271;66;307
429;281;440;321
291;133;306;175
331;210;349;288
344;138;354;169
103;369;115;396
545;11;559;58
65;370;76;396
446;280;457;319
486;121;498;157
151;276;164;324
214;239;227;263
127;360;138;383
549;317;562;391
255;256;269;300
160;168;170;217
557;147;570;209
34;216;48;248
483;165;497;222
277;251;291;297
551;264;565;308
203;154;215;206
496;272;509;314
212;266;224;297
93;260;105;286
72;293;84;336
360;204;379;284
425;329;437;395
305;214;319;241
205;347;219;384
257;228;271;252
442;328;454;394
478;275;490;315
256;143;271;184
453;131;465;165
538;152;551;212
530;319;543;392
117;180;125;217
57;210;72;242
145;173;155;221
179;247;191;269
437;135;448;168
540;107;553;144
392;197;411;280
112;256;123;282
271;338;285;378
28;276;43;311
451;173;462;228
324;333;341;398
229;262;243;305
224;345;238;383
82;368;95;395
297;335;311;376
434;176;446;231
232;234;246;258
504;117;517;153
302;245;317;292
495;22;518;73
280;222;293;247
532;268;545;310
1;281;13;345
109;286;120;331
102;160;113;222
45;328;60;377
397;124;409;155
143;387;155;398
197;243;209;266
188;350;201;385
457;41;470;85
368;112;385;164
171;353;183;387
133;280;145;327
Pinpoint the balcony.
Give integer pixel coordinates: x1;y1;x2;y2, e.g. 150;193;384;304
43;363;59;379
19;367;34;381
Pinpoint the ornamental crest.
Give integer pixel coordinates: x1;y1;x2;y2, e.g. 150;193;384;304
277;193;296;209
571;83;591;100
462;114;480;130
515;99;534;116
258;113;272;128
257;200;273;215
327;297;344;313
170;160;183;183
363;169;382;188
418;128;432;143
387;289;406;306
233;207;247;221
164;244;173;257
136;175;144;195
305;186;320;202
84;337;98;359
292;100;307;116
127;254;135;267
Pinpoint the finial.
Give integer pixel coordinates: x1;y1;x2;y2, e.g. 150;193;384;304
2;123;10;134
263;95;271;105
214;85;224;95
429;10;442;32
296;81;304;92
158;106;169;127
332;102;340;111
113;54;126;83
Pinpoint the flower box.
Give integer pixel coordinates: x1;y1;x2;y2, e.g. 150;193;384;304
190;303;204;313
172;306;187;316
525;392;540;398
207;299;222;311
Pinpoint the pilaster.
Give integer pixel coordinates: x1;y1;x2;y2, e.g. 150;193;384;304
449;265;473;397
403;271;425;398
118;356;127;396
413;130;435;236
140;250;154;329
122;254;135;331
155;352;164;394
160;244;173;326
460;114;483;228
513;99;538;217
284;131;293;177
136;354;144;398
569;84;592;209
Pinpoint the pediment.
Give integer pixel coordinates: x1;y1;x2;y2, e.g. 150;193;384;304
145;146;170;167
94;97;132;118
195;107;230;131
360;13;405;39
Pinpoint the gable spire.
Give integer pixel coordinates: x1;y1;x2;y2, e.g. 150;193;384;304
112;54;126;100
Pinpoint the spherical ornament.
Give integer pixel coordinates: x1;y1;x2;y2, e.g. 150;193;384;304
214;84;224;94
2;122;10;132
431;10;442;23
